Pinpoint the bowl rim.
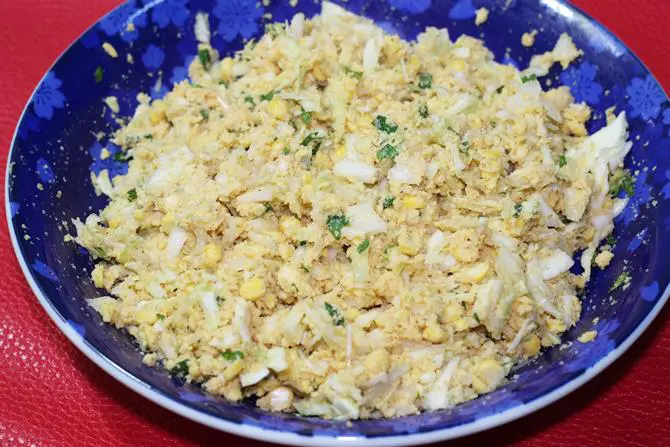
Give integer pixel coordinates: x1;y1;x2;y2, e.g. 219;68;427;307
5;0;670;445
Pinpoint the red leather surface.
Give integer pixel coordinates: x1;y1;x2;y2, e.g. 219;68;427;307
1;1;669;446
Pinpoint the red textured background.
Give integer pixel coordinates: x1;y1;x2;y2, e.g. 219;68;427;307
1;1;669;446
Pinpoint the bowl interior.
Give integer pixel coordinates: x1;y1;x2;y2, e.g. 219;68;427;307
7;0;670;440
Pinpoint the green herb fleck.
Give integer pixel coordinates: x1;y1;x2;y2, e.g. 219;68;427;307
609;171;635;197
609;271;631;292
127;188;137;202
300;109;312;125
265;22;284;37
558;154;567;168
244;95;256;107
513;203;523;217
170;359;189;378
324;302;345;326
301;132;324;147
376;143;399;161
156;313;165;321
191;82;203;88
382;196;395;209
200;109;210;121
299;240;307;246
144;134;153;140
357;239;370;253
460;141;471;155
419;103;429;119
301;265;310;273
606;234;616;246
113;151;133;163
473;313;480;324
263;203;273;213
260;89;279;102
198;49;211;70
216;296;225;304
521;73;538;83
343;66;363;79
326;214;349;240
94;66;104;83
372;115;398;133
418;72;433;89
495;85;504;94
282;147;290;155
93;247;106;258
221;350;244;361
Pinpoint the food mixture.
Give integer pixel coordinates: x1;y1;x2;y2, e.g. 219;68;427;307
75;3;632;419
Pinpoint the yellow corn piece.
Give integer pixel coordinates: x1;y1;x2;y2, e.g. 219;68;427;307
240;278;266;300
203;243;222;267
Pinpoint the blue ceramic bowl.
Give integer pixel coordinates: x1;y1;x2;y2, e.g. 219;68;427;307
6;0;670;445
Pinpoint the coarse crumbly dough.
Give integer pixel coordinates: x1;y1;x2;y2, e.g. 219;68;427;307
75;2;632;419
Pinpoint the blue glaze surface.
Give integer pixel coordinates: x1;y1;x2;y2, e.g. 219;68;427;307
7;0;669;441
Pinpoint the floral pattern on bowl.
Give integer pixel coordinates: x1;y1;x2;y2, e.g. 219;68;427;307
6;0;669;445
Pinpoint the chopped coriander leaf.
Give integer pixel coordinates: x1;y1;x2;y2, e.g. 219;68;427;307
495;85;504;94
419;103;429;118
301;132;324;147
93;247;106;258
263;203;273;213
372;115;398;133
558;154;567;168
200;109;210;120
418;72;433;89
324;302;345;326
343;66;363;79
113;151;133;163
609;271;630;292
299;240;307;246
156;313;165;321
144;134;153;140
376;143;399;160
170;359;189;378
221;350;244;361
490;120;498;128
513;203;523;217
357;239;370;253
218;80;229;87
94;66;104;83
460;141;471;155
609;171;634;197
521;73;537;83
301;265;310;273
282;147;290;155
473;313;480;324
244;95;256;107
326;213;349;240
301;110;312;125
127;188;137;201
382;196;395;209
260;89;279;102
216;295;225;303
197;49;211;70
606;234;616;246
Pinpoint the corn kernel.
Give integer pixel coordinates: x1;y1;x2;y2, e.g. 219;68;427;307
203;243;222;267
133;210;145;221
220;57;234;80
423;323;444;343
402;195;425;209
546;317;566;334
473;359;504;393
442;303;463;323
161;213;175;232
240;277;266;300
223;359;243;381
449;59;466;72
463;262;490;283
108;218;120;229
398;235;420;256
267;98;288;119
452;318;470;332
523;334;541;356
